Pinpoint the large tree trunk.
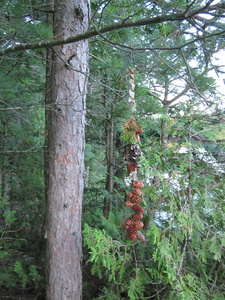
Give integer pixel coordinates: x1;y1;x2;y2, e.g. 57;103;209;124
45;1;90;299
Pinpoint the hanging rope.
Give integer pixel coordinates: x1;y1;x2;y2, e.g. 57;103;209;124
128;68;136;112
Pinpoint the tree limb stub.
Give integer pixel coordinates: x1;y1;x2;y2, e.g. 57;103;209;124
0;3;225;56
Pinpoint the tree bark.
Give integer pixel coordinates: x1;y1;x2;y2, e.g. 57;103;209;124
1;121;7;200
161;78;169;148
45;1;90;299
103;116;115;218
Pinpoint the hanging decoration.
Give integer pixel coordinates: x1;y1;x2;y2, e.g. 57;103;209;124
128;68;136;111
121;69;146;242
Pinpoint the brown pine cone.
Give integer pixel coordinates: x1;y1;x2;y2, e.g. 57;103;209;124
132;213;143;220
130;195;142;204
126;232;137;241
132;179;144;189
132;205;144;213
127;192;133;199
135;221;144;229
131;195;142;204
124;200;134;207
126;226;138;241
124;218;136;228
132;188;142;196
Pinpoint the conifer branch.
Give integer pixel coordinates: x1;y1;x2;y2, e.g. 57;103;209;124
0;3;225;56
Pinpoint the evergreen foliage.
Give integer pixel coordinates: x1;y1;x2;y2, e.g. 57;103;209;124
0;1;46;294
1;0;225;298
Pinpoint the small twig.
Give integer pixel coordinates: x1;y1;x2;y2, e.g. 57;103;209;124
180;48;213;105
177;236;188;277
0;104;46;111
146;286;168;298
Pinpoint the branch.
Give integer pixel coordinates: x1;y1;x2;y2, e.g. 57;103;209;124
1;2;225;56
166;85;190;105
0;105;46;111
188;132;225;143
92;28;225;52
177;237;188;277
180;48;214;106
0;150;43;153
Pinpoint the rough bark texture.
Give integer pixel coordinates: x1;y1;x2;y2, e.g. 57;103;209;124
45;1;90;299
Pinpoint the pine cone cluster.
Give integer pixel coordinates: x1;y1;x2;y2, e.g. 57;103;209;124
122;115;145;242
124;178;145;242
132;179;144;189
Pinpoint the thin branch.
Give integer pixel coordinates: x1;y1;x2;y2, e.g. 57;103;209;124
0;105;46;111
210;182;224;189
188;132;225;143
177;237;188;277
0;150;43;153
1;2;225;56
93;28;225;52
166;85;190;105
180;48;214;105
146;286;168;299
3;226;24;234
185;0;198;13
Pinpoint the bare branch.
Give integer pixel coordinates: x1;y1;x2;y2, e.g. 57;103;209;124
0;105;46;111
177;237;188;277
166;85;190;105
188;132;225;143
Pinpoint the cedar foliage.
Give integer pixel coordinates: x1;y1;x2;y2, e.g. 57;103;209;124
83;1;225;299
1;0;225;299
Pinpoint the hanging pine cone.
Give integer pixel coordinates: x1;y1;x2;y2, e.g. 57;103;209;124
132;205;144;213
123;218;136;229
135;221;144;229
126;226;138;241
122;71;146;242
137;231;146;242
130;195;142;204
132;188;142;196
132;179;144;189
132;213;143;220
124;200;134;207
127;192;134;199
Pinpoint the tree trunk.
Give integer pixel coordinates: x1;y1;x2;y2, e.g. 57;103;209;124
103;116;115;218
1;121;7;200
161;78;169;148
45;1;90;299
161;107;169;148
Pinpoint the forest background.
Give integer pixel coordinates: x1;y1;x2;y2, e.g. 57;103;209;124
1;0;225;299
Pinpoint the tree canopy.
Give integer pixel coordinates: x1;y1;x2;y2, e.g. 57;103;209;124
1;0;225;299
